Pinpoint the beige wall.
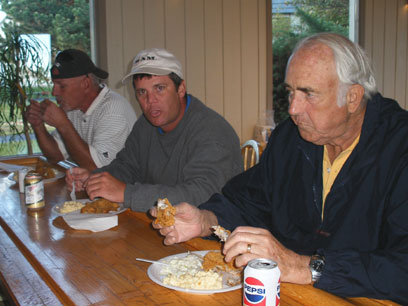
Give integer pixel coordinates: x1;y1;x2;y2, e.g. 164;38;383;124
95;0;271;142
95;0;408;143
360;0;408;109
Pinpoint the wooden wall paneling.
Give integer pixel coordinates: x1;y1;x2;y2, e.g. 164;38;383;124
185;1;205;102
241;0;260;141
259;0;270;115
223;0;243;139
204;0;224;114
122;0;145;115
104;0;125;93
360;0;373;59
395;0;408;108
371;0;386;94
382;0;398;99
144;0;166;48
164;0;186;71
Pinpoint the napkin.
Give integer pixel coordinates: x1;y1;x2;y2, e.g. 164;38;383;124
63;213;118;232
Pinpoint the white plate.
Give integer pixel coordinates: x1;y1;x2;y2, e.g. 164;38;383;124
52;199;126;216
146;250;242;294
8;168;65;184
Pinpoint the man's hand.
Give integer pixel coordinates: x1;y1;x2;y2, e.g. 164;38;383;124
223;226;312;284
40;99;70;128
85;172;126;203
150;203;217;245
66;167;90;192
26;100;44;127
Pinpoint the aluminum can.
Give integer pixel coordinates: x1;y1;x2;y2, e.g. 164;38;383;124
243;258;281;306
24;171;45;210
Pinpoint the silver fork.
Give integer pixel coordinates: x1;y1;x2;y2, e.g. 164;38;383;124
69;168;76;201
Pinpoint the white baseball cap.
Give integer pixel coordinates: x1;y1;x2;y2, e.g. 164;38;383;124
122;48;183;83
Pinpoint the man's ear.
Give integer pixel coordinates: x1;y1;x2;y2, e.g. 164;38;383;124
82;75;92;91
346;84;365;113
177;80;186;99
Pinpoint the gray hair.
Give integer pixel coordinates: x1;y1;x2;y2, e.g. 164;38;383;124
88;73;104;88
288;33;377;105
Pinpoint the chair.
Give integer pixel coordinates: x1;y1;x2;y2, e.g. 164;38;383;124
241;140;260;171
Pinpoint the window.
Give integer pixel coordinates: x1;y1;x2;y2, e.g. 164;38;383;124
271;0;359;123
0;0;92;156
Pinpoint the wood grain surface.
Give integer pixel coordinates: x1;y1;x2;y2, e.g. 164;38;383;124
0;157;400;306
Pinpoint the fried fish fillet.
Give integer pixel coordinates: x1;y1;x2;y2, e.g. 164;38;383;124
154;198;176;226
211;225;231;242
202;251;242;286
80;198;119;214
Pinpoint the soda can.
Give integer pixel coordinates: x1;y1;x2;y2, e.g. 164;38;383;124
243;258;281;306
24;171;45;210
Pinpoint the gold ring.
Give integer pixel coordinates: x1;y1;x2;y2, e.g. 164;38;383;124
247;243;252;253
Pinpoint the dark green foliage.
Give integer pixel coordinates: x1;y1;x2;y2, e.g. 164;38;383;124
0;0;90;55
0;26;50;154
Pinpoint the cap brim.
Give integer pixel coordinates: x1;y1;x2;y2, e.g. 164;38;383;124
93;67;109;79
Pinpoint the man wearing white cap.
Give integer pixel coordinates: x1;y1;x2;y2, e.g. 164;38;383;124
67;48;243;211
26;49;137;171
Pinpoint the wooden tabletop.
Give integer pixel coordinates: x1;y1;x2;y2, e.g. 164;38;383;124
0;156;400;306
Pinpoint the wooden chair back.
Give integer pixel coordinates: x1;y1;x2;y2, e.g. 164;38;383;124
241;140;260;171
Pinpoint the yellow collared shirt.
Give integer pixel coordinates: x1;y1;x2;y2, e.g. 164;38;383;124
322;135;360;219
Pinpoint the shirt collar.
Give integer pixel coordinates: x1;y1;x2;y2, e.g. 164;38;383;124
158;94;191;134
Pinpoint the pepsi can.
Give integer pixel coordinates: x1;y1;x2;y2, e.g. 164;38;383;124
243;258;280;306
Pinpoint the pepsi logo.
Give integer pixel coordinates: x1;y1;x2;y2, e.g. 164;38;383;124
244;277;266;304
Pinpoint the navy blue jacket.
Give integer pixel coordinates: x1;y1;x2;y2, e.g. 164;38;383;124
200;94;408;304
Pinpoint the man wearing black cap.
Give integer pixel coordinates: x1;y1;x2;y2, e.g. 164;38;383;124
26;49;137;171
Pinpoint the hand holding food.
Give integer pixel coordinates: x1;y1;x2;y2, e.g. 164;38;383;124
154;198;176;226
151;201;216;245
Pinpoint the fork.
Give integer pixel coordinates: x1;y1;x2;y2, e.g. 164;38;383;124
69;168;76;201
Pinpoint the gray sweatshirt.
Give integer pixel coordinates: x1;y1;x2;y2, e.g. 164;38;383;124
98;95;243;211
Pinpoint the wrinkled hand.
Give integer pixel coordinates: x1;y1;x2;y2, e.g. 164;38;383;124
40;99;69;128
223;226;311;284
66;167;90;192
26;100;44;127
150;203;212;245
85;172;126;203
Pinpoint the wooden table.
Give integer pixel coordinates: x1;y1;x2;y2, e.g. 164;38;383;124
0;156;401;306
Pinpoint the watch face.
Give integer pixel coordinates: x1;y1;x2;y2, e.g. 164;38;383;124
312;259;325;272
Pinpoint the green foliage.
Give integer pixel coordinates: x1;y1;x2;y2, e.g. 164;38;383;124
0;0;90;54
272;3;349;123
0;25;50;154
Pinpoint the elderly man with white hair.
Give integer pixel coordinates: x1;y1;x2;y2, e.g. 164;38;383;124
152;33;408;304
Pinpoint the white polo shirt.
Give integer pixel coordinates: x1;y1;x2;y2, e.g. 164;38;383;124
52;85;137;167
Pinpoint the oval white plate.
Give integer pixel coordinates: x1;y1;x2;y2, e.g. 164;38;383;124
8;168;65;184
52;199;126;216
146;250;242;294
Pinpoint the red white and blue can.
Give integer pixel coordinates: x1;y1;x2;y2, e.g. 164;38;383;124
243;258;281;306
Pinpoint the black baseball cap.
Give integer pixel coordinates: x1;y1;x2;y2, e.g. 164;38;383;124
51;49;109;80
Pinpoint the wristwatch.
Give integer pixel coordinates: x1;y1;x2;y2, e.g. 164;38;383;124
309;253;325;283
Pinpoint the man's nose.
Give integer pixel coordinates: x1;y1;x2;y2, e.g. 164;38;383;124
51;85;58;96
146;91;157;104
288;92;305;115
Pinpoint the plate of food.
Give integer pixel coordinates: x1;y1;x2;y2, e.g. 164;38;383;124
52;198;127;216
146;250;242;294
8;164;65;184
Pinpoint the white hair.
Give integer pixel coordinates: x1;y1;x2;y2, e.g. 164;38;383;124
288;33;377;105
